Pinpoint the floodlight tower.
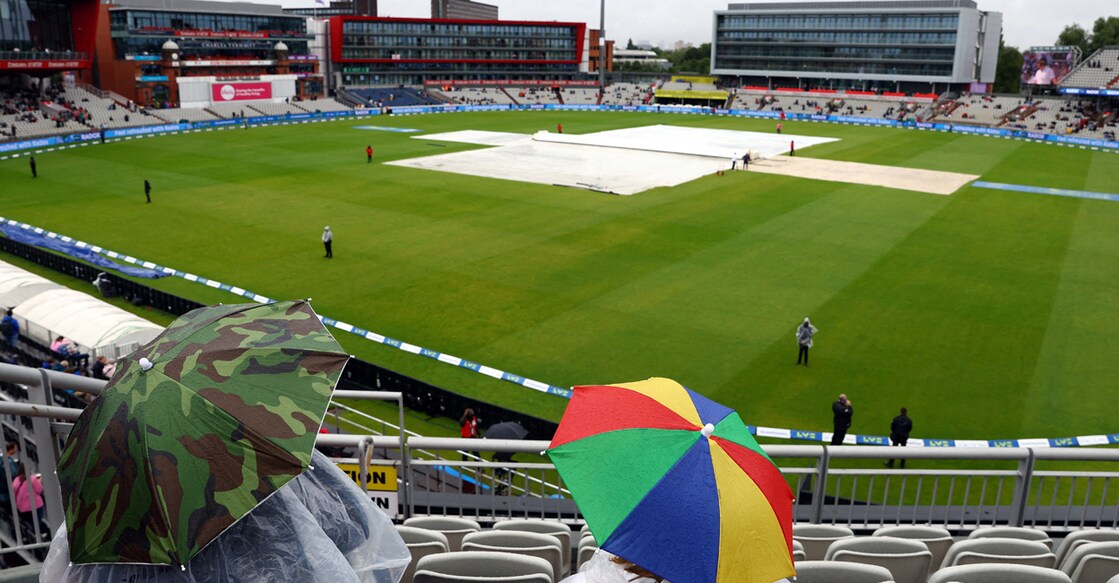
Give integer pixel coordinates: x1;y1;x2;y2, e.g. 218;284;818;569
598;0;606;91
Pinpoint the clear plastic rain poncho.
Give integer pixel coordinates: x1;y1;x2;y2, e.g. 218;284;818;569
42;450;411;582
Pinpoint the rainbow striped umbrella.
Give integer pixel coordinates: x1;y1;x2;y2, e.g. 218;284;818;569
548;378;794;583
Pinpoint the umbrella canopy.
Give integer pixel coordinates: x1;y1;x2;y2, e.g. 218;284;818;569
57;300;349;566
547;378;795;583
485;421;529;441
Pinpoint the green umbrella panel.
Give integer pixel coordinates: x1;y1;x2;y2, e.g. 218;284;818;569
57;300;349;566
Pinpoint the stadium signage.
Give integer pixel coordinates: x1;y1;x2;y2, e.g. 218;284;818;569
186;60;274;67
0;59;83;70
424;79;599;87
175;30;269;39
211;82;273;102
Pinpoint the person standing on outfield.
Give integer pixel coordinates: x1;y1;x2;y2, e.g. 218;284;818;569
557;123;563;134
831;394;853;445
144;179;151;203
730;152;738;171
366;145;373;163
29;156;36;178
790;140;796;156
885;407;913;468
322;226;333;258
796;317;817;366
777;122;783;134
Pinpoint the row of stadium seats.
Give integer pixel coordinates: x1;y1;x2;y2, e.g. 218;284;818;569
394;516;1119;583
1061;49;1119;89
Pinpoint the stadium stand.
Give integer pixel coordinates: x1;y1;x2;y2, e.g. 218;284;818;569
562;88;600;105
445;86;516;106
0;87;88;139
509;86;563;105
60;87;165;129
158;107;222;123
352;87;442;108
599;82;655;106
1060;49;1119;89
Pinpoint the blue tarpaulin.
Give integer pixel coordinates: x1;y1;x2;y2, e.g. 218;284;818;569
0;224;168;279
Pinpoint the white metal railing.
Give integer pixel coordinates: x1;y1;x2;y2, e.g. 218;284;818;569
2;360;1119;566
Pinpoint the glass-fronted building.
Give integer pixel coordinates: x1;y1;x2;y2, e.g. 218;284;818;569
92;0;321;106
711;0;1001;91
0;0;98;77
331;16;586;86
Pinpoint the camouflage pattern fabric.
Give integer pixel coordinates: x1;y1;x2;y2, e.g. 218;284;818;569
57;300;350;566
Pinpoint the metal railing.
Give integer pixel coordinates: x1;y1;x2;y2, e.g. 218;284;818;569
2;361;1119;568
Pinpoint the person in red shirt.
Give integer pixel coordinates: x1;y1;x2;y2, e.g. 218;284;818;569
366;145;373;163
557;123;563;134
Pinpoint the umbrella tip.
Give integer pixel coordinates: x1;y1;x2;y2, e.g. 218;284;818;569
139;357;154;371
701;423;715;438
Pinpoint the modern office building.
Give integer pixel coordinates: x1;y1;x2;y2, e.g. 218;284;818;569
711;0;1002;91
331;16;587;86
87;0;322;106
285;0;377;18
431;0;498;21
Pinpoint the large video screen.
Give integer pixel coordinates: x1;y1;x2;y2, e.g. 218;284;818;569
1021;50;1076;86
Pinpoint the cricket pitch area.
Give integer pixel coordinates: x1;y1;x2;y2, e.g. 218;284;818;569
387;124;979;195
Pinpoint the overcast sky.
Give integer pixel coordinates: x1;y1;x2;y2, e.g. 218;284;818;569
279;0;1114;51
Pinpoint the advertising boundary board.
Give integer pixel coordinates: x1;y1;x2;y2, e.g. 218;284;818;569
3;103;1117;157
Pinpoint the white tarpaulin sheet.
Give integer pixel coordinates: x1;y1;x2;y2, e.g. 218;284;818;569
392;125;973;196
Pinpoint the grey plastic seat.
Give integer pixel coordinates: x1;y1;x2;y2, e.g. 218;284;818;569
413;551;554;583
1060;541;1119;583
1056;531;1119;570
461;530;565;582
967;526;1053;549
790;560;895;583
873;525;954;573
492;519;573;577
824;536;932;583
397;525;451;583
792;524;855;561
793;539;806;562
929;563;1072;583
943;538;1056;569
577;535;599;572
403;517;483;552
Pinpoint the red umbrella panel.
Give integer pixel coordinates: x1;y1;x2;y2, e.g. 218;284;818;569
547;378;795;583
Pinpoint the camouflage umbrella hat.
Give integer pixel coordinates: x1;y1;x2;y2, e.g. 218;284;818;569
57;299;350;567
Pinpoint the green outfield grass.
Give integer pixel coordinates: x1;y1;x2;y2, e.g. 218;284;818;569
3;111;1118;443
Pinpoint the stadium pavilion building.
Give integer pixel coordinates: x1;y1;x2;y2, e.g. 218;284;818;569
88;0;322;107
331;16;589;86
711;0;1002;93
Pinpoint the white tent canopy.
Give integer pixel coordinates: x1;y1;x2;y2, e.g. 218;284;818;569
2;260;164;358
0;262;61;309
